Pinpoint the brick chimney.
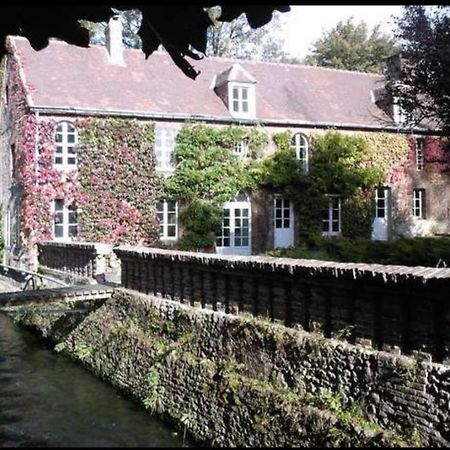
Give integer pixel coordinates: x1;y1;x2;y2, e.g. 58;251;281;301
105;14;124;65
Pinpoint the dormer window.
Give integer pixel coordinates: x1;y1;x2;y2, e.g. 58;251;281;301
229;82;255;119
233;139;249;160
232;86;249;114
54;122;78;169
291;133;309;172
214;63;256;120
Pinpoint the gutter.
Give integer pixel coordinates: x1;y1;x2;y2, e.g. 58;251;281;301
29;105;439;136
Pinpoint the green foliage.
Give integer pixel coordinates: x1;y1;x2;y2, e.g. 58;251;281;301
304;17;398;73
387;5;450;135
269;236;450;267
261;131;384;239
341;189;374;239
143;363;162;412
164;123;268;251
206;8;288;62
178;200;222;251
74;343;93;361
54;342;66;353
80;10;143;49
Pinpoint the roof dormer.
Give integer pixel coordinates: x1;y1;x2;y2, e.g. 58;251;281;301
214;63;256;119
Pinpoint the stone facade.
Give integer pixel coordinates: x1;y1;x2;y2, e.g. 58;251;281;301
1;35;450;270
11;288;450;446
115;246;450;364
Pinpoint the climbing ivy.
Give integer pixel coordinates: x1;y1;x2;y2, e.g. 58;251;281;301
164;123;268;250
261;131;385;239
77;118;163;245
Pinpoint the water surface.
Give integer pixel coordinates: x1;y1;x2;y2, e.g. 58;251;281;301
0;313;184;447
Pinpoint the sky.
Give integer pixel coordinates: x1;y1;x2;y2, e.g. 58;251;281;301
280;5;405;60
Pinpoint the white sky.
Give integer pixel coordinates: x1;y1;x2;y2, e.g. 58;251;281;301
280;5;405;59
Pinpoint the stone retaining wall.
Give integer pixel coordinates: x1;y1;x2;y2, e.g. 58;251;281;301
12;288;450;447
114;246;450;363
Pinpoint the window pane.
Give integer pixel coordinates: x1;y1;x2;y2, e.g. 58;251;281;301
55;224;64;237
322;221;329;232
332;221;340;232
68;212;77;224
69;225;78;237
276;219;282;228
242;101;248;113
241;88;248;100
283;219;290;228
167;226;176;237
232;88;239;100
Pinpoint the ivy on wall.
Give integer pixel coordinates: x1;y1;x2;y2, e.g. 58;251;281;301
164;123;268;250
261;131;387;239
6;44;163;251
77;118;163;245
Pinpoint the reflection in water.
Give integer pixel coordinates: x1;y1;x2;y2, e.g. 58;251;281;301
0;314;184;447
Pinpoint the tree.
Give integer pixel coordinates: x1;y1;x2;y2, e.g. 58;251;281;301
386;6;450;135
206;7;287;62
80;10;143;49
303;17;398;73
0;5;290;79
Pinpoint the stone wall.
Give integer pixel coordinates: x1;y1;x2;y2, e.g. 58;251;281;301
114;246;450;364
12;288;449;447
38;241;115;281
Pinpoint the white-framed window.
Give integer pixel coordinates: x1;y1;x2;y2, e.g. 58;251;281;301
416;138;424;171
54;122;78;169
53;199;78;240
322;196;341;236
156;200;178;240
375;187;390;218
291;133;309;171
233;139;249;160
154;128;177;172
274;197;291;230
413;189;426;219
228;82;255;119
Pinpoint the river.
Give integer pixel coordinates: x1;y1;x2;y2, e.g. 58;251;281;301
0;313;185;447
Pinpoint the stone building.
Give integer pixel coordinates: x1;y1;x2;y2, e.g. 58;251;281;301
0;17;448;269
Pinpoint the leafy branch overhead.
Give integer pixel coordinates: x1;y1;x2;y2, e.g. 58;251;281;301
0;5;290;79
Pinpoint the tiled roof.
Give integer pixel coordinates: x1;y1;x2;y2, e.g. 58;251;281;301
11;36;394;128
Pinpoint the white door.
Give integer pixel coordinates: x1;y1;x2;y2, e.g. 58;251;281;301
216;197;251;256
372;187;390;241
274;197;294;248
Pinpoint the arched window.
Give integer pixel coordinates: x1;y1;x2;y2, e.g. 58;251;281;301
291;133;309;172
54;122;78;168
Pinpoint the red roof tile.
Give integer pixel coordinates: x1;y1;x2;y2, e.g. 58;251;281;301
11;36;392;127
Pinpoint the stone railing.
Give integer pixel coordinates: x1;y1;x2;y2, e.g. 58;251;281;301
38;241;114;282
114;246;450;363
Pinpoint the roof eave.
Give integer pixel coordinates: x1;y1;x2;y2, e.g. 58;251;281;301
29;105;440;135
